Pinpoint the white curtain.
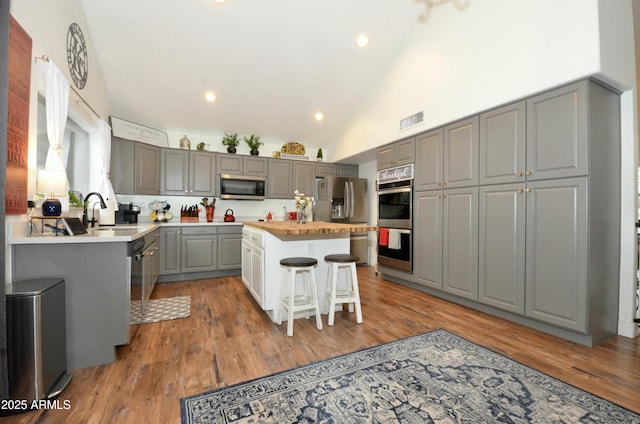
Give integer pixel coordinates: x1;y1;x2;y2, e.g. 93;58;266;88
96;119;118;210
44;61;69;172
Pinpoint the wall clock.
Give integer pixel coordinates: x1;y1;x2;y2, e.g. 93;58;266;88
66;22;88;89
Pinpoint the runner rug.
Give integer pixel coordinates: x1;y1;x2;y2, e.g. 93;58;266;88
130;295;190;324
180;329;639;423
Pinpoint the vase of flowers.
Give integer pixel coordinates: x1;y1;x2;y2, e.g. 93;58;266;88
293;190;314;224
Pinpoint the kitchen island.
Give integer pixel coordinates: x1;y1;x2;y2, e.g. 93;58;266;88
241;221;376;322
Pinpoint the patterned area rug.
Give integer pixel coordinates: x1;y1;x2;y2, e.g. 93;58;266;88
130;295;190;324
181;329;639;424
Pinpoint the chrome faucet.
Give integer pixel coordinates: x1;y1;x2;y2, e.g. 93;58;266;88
83;192;107;228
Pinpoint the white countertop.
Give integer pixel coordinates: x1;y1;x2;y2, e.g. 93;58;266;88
8;221;244;245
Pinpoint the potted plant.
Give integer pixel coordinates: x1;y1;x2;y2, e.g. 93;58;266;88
317;148;323;162
244;134;263;156
221;132;240;153
68;190;85;218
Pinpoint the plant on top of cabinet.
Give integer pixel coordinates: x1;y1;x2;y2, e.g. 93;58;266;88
317;148;323;161
222;132;240;153
244;134;263;155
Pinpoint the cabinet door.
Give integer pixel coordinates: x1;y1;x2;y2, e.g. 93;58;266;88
218;233;242;269
478;184;525;314
414;190;443;290
316;163;336;178
444;116;478;188
134;143;160;194
216;153;243;174
293;161;315;196
250;245;264;305
111;137;135;194
159;227;181;275
394;137;415;166
241;239;251;288
189;151;216;195
377;144;395;170
443;187;478;300
161;149;189;195
525;178;588;332
181;235;218;272
415;129;443;191
526;81;588;180
336;164;358;177
479;101;526;185
243;156;268;176
268;159;293;198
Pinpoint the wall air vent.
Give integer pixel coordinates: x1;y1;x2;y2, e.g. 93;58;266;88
399;111;424;131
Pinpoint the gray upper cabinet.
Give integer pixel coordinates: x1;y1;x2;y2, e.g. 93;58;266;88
336;164;358;177
217;153;268;177
478;183;525;314
111;137;160;195
443;116;478;188
526;81;588;180
415;129;443;191
442;187;478;300
479;101;526;185
267;159;293;198
377;137;415;170
293;161;315;196
315;162;336;178
160;148;216;196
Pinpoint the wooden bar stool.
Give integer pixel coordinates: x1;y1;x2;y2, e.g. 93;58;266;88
276;257;323;337
325;254;362;326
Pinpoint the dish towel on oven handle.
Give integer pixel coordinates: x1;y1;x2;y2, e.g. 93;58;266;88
387;229;401;250
379;228;389;246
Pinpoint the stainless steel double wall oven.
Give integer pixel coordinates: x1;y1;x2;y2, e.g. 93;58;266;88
377;165;413;272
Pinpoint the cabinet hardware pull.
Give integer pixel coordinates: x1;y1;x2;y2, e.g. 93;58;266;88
526;170;532;176
517;172;523;177
526;188;531;193
518;189;523;193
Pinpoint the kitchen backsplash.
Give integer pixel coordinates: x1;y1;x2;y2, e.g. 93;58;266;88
116;194;299;223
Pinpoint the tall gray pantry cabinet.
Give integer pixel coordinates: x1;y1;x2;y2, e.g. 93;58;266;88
412;79;620;346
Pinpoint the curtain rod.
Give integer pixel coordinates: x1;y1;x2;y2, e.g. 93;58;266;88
34;55;103;121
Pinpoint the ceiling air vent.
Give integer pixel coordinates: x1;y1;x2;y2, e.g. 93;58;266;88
399;111;424;131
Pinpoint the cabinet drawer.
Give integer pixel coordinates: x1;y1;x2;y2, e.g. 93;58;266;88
218;225;242;234
181;226;218;236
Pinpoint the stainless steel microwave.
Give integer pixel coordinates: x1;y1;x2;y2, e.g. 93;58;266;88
218;174;266;200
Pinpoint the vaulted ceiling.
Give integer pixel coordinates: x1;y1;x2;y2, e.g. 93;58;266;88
81;0;432;150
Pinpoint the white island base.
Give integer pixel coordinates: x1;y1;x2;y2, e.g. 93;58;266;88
242;227;351;322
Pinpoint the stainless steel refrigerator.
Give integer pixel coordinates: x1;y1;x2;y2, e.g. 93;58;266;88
315;176;369;264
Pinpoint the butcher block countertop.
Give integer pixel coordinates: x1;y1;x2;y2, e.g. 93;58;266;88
243;221;377;235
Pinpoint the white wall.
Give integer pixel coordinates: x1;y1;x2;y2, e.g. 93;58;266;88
329;0;638;338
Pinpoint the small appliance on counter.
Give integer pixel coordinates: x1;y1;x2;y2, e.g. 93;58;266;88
115;203;141;224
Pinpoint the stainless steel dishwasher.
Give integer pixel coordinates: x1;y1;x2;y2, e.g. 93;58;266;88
129;229;160;338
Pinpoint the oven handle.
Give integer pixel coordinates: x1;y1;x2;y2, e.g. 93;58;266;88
378;187;411;195
387;229;411;234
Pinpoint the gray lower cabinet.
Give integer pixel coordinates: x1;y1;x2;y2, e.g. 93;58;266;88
181;227;218;272
218;226;242;269
414;190;443;290
478;184;525;314
525;178;588;332
160;225;242;277
111;137;161;195
442;187;478;300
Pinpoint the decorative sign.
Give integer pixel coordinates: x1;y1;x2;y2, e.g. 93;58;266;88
110;116;169;147
377;164;414;184
5;16;31;215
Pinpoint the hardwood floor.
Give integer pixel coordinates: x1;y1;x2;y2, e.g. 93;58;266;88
3;266;639;423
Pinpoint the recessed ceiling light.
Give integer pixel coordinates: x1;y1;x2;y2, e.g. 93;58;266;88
315;112;324;121
355;34;369;48
213;0;228;4
205;91;216;102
